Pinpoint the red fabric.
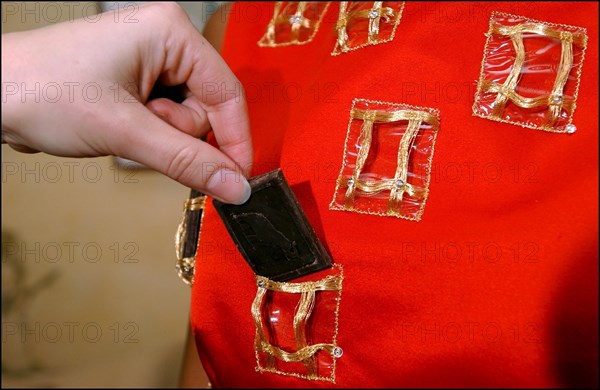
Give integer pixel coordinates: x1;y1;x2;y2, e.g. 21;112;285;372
191;2;599;387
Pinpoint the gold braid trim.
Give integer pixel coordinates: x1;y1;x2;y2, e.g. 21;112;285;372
341;108;438;211
252;287;277;370
294;291;317;377
174;195;206;286
259;341;335;363
336;2;350;51
259;2;330;47
490;31;524;118
483;21;587;126
344;110;375;209
265;2;312;45
473;12;588;133
256;274;343;293
351;108;439;126
388;117;421;214
335;1;397;51
183;196;206;211
337;176;426;199
265;2;283;44
290;2;308;42
546;36;573;127
492;22;587;47
480;80;575;111
333;2;404;55
252;265;344;381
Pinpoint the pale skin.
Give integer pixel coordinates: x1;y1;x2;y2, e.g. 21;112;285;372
1;2;251;205
3;2;232;387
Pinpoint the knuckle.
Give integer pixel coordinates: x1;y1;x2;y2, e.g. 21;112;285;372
154;2;186;17
145;2;188;25
166;145;197;183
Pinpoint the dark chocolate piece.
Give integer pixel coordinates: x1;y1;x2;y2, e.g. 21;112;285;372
213;169;333;282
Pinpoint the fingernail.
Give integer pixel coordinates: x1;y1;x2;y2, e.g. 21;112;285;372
206;169;251;205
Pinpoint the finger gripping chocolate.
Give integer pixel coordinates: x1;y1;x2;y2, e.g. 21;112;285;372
213;169;333;281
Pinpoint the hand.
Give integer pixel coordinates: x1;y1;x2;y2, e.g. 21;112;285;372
1;2;252;204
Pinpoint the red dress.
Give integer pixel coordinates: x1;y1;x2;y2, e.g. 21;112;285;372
190;2;598;387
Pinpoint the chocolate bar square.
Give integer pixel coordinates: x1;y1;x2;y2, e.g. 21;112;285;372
213;169;333;281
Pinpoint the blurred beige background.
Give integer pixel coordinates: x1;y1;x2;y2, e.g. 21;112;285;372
2;2;220;387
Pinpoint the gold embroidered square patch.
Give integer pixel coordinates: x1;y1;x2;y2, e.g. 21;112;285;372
330;99;440;222
331;1;405;56
473;12;588;133
257;2;331;47
253;265;344;383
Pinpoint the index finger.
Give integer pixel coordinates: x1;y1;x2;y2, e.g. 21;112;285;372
157;21;253;177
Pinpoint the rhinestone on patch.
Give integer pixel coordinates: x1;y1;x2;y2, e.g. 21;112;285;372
368;9;379;19
176;258;195;286
394;178;404;189
289;15;302;25
258;280;266;289
565;124;576;134
552;95;563;105
332;346;343;358
347;177;355;187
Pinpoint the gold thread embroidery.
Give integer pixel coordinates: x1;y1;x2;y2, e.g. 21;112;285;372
253;264;344;383
259;341;334;363
335;2;350;51
184;196;207;211
472;12;588;133
330;99;440;221
294;290;317;376
332;1;405;56
259;275;343;292
479;80;575;111
388;116;421;214
258;2;331;47
174;195;207;286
